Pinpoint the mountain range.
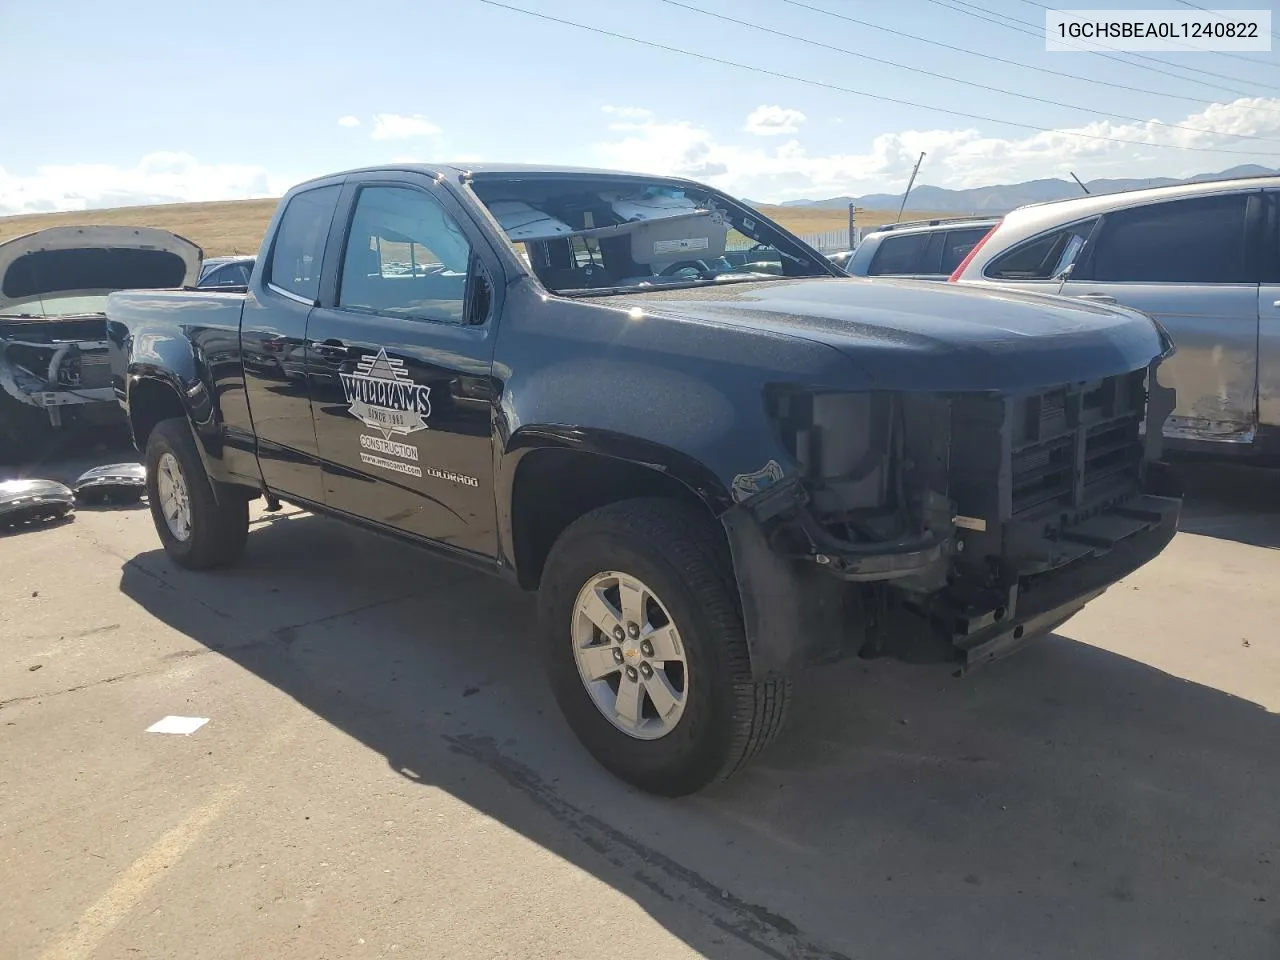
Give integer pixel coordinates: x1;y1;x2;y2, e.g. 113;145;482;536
757;164;1279;214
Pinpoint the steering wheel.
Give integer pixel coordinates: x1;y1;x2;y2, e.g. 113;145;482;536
658;259;711;278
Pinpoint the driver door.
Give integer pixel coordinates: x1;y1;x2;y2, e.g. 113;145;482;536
306;175;501;558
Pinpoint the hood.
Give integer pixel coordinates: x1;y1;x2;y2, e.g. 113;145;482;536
0;226;203;313
613;276;1169;393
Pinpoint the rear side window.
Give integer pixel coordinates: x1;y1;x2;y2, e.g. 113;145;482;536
940;227;992;275
1088;193;1252;284
268;185;341;301
984;218;1097;281
203;263;250;287
867;233;929;275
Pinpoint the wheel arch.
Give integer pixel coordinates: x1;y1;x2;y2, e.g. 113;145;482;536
126;374;189;452
501;428;732;591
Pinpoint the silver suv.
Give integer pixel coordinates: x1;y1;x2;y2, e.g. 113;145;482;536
948;175;1280;461
844;216;1000;280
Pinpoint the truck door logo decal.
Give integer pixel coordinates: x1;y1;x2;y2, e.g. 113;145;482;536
339;348;432;440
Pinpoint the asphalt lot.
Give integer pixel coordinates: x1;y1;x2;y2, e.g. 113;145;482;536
2;436;1279;960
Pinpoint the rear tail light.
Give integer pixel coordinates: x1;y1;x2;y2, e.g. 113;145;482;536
947;219;1002;282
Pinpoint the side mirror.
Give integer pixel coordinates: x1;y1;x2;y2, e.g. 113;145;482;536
1053;262;1074;295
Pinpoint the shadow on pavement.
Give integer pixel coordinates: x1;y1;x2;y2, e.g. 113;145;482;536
118;509;1280;960
1169;459;1280;550
1;426;139;485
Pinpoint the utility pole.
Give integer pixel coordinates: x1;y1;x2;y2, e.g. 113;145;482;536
895;152;926;223
847;202;857;249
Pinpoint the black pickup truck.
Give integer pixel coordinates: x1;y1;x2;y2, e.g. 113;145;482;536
106;163;1182;796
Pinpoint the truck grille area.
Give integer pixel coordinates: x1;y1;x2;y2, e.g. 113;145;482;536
1010;371;1145;519
948;369;1148;532
73;351;112;390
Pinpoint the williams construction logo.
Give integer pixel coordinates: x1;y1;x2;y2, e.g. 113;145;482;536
340;348;431;439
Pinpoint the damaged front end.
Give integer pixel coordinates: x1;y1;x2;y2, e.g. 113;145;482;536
0;225;202;458
0;317;118;424
724;356;1181;678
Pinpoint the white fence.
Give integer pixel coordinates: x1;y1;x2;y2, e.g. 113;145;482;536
726;227;866;255
796;228;864;253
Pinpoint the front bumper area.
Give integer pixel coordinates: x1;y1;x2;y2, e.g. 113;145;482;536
950;491;1179;670
724;469;1182;680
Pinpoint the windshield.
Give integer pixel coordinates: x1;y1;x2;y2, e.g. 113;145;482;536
468;174;836;296
0;294;110;318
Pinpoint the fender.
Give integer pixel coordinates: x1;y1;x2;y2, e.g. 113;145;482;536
488;280;873;675
108;291;255;488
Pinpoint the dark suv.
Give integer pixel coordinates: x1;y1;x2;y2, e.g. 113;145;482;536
845;217;1000;280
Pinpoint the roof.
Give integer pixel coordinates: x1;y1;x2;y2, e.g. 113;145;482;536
865;215;1001;235
289;162;709;193
202;254;256;264
1007;173;1280;221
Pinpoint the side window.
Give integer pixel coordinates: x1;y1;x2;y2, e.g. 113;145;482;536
268;185;341;301
338;185;473;323
726;227;783;275
205;264;249;287
984;218;1097;281
940;227;992;276
1088;193;1252;284
867;233;929;276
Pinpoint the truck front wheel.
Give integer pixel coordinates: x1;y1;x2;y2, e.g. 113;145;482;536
537;497;791;796
144;417;249;570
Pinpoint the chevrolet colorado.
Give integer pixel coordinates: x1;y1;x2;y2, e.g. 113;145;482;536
105;163;1182;796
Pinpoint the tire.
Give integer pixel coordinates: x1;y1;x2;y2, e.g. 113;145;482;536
144;417;249;570
537;497;791;796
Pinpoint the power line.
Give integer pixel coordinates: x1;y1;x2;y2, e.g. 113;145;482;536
1014;0;1277;68
1176;0;1280;43
778;0;1223;107
926;0;1269;98
659;0;1280;144
472;0;1278;157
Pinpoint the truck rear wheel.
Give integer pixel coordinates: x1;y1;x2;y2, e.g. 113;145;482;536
537;497;791;796
144;417;249;570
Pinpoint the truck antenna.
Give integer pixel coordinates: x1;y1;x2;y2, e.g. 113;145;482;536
1070;172;1091;195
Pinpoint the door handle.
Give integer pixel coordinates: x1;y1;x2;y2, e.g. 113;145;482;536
309;338;348;355
1272;300;1280;308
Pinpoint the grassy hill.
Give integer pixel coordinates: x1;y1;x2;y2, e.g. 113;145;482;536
0;198;957;257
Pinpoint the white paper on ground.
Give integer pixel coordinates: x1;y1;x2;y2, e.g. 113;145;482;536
146;715;210;735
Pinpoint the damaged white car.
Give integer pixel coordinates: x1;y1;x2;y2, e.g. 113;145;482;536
0;225;201;462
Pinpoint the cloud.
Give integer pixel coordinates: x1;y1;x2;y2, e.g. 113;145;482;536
337;115;361;128
590;97;1280;202
371;113;442;141
744;105;806;136
0;152;290;216
4;97;1277;218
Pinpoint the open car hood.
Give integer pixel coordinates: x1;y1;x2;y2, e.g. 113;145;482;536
0;226;203;313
